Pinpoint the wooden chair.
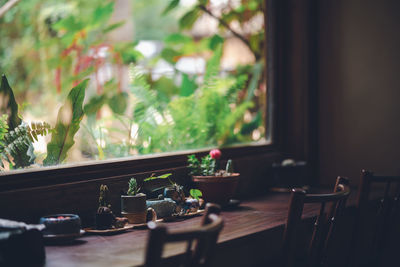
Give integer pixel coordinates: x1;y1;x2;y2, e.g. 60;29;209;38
351;170;400;267
144;203;224;267
282;176;350;267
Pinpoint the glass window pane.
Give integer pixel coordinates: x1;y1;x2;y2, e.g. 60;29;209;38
0;0;268;171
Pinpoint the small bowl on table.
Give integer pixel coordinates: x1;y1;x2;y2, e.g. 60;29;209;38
39;214;84;243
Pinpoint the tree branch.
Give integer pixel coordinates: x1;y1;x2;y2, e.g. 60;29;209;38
0;0;20;18
198;4;260;60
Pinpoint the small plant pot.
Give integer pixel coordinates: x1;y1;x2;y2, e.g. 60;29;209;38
121;193;152;224
40;214;81;235
192;173;240;205
95;213;114;230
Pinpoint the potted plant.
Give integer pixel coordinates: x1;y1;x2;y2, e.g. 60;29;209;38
121;178;155;224
95;184;115;230
188;149;239;205
143;173;202;217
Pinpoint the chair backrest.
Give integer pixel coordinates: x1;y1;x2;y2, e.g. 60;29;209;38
144;203;224;267
351;169;400;266
282;176;350;267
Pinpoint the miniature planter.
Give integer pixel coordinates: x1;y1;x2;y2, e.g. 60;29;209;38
95;185;115;230
144;175;201;217
188;149;240;206
95;210;114;230
121;193;148;224
192;173;239;205
121;178;156;224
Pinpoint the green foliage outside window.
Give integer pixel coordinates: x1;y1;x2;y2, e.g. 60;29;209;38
0;0;267;171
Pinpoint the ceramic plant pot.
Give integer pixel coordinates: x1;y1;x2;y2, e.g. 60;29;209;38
192;173;240;205
95;212;114;230
121;193;156;224
39;214;81;235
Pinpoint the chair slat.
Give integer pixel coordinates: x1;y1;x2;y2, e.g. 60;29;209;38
351;169;400;267
282;176;350;267
144;203;223;267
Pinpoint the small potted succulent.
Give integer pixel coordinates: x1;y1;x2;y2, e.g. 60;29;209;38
121;178;155;224
188;149;239;205
95;184;115;230
144;173;202;217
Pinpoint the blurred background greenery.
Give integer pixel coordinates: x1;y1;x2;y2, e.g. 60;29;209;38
0;0;267;170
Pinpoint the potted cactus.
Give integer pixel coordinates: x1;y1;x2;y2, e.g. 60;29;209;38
121;178;155;224
95;184;115;230
188;149;239;205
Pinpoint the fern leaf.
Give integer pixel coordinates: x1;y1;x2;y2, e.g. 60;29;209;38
204;43;223;89
43;79;88;166
1;123;36;168
0;115;8;151
26;122;51;142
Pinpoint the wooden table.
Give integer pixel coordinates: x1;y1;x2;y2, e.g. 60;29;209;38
44;193;349;267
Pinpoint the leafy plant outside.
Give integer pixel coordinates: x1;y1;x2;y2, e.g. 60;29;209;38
0;0;267;170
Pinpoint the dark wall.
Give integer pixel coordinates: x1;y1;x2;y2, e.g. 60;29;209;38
318;0;400;185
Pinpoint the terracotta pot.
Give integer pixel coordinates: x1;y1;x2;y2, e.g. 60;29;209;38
192;173;240;205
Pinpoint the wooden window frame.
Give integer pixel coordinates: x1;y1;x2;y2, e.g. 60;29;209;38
0;0;318;222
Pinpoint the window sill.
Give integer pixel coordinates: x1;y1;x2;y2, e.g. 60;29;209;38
0;141;285;223
0;140;275;191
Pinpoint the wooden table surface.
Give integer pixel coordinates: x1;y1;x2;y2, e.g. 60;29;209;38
44;192;345;267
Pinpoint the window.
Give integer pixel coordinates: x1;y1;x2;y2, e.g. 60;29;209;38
0;0;268;172
0;0;318;223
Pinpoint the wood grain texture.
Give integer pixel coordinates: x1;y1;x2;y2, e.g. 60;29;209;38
44;192;357;267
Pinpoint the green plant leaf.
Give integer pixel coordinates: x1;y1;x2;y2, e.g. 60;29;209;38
84;95;108;116
180;74;197;97
127;178;139;196
190;189;202;200
179;9;200;30
204;43;222;88
53;16;83;33
208;34;224;50
0;75;22;131
161;48;181;64
165;33;192;44
249;33;262;55
143;173;172;182
246;62;263;101
187;154;201;176
162;0;180;16
92;2;114;26
27;122;52;142
153;76;179;102
103;21;125;33
0;115;8;148
43;79;88;166
1;123;36;169
109;92;128;115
